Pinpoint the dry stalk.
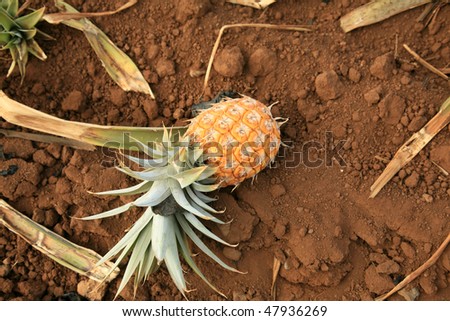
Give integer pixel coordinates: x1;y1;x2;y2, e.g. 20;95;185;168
403;44;449;80
271;257;281;300
370;96;450;198
203;23;310;93
0;199;119;283
376;232;450;301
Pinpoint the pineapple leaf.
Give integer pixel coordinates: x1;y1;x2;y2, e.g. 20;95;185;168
176;215;242;273
192;181;222;193
19;28;36;40
184;213;235;247
116;221;153;296
171;166;209;189
6;0;18;17
0;31;10;43
0;7;18;31
123;154;168;169
92;181;152;196
80;203;133;221
26;38;46;60
175;227;226;297
186;186;222;214
163;218;187;296
15;7;45;29
98;208;154;266
133;181;171;207
151;214;171;262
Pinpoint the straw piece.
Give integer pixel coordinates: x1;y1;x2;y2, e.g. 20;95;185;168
271;257;281;300
0;91;186;150
0;199;119;283
226;0;276;9
340;0;432;33
203;24;310;93
403;44;449;80
376;232;450;301
370;96;450;198
0;129;95;150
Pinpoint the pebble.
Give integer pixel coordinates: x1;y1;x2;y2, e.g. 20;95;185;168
404;171;420;188
248;47;278;77
61;90;85;111
378;93;406;125
146;44;160;61
400;242;415;259
375;260;400;274
314;70;343;101
422;193;433;203
364;88;380;105
223;247;242;261
370;53;395;79
142;98;159;120
348;67;361;83
407;116;427;132
109;88;127;107
213;46;244;78
270;184;286;198
156;58;176;77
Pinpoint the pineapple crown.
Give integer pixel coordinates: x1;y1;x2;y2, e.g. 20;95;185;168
82;128;241;298
0;0;48;83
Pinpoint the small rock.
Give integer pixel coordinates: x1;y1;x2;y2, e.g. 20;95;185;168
0;265;10;277
348;67;361;82
404;171;420;188
270;184;286;198
370;53;395;79
213;46;244;78
62;90;85;111
376;260;400;274
400;242;415;259
407;116;427;132
273;221;286;238
33;150;56;167
156;58;176;77
430;145;450;173
31;83;45;96
77;279;108;301
142;99;159;120
419;275;437;295
315;70;343;101
223;247;242;261
364;88;381;105
248;47;277;77
422;193;433;203
365;265;395;295
378;94;406;125
146;44;160;61
109;88;127;107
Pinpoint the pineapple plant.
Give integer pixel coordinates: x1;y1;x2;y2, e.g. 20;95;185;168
0;0;48;83
81;95;285;297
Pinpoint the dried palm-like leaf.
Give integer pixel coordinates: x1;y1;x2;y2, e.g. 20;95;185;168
340;0;432;33
43;1;154;98
0;91;186;150
370;96;450;198
0;199;119;282
226;0;276;9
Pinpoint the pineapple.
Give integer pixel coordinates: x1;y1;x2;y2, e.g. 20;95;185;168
85;96;284;297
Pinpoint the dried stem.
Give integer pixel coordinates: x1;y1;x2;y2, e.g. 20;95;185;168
403;44;449;80
203;24;310;94
376;232;450;301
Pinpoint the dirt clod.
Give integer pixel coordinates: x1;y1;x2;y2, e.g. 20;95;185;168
156;58;176;78
364;265;395;295
223;247;242;261
370;53;394;80
62;90;85;111
315;70;343;101
213;46;244;78
378;94;406;125
248;47;278;77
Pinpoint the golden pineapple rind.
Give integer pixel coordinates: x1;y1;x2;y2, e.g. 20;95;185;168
185;97;281;186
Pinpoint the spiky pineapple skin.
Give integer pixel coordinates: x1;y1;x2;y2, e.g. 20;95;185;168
184;97;281;186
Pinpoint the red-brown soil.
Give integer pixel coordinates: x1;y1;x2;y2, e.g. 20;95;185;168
1;0;449;301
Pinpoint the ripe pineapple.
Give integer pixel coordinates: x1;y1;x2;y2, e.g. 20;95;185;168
85;96;284;297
